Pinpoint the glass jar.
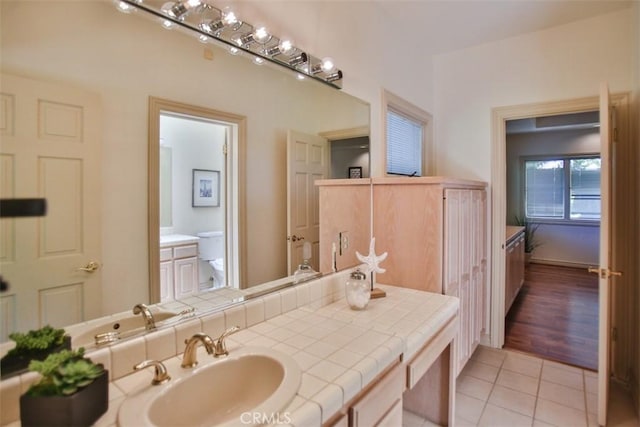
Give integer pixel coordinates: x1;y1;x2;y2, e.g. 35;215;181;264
345;269;370;310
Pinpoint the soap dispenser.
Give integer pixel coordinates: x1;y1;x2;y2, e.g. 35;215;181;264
293;242;317;284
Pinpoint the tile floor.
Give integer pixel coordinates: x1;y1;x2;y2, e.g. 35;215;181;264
403;346;639;427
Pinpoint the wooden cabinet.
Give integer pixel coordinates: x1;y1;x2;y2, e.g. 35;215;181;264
317;177;487;376
159;243;199;302
372;178;486;375
504;229;525;314
350;364;405;427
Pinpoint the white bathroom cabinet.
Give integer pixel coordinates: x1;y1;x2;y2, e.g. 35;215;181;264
159;243;199;302
505;227;525;314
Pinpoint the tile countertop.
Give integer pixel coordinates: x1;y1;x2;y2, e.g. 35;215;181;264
99;285;459;427
0;282;458;427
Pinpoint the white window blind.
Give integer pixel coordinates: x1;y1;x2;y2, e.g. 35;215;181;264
386;109;422;176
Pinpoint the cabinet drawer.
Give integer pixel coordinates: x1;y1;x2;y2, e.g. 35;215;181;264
376;399;402;427
159;248;173;262
173;244;197;259
406;316;457;388
350;364;404;427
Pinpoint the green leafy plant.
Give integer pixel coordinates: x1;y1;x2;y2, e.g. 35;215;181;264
26;348;104;397
514;215;542;253
6;325;66;356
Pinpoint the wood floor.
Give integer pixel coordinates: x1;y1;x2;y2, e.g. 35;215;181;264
504;263;599;371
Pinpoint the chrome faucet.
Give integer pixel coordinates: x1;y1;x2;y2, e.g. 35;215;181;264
181;332;215;368
134;359;171;385
213;326;240;357
132;303;156;330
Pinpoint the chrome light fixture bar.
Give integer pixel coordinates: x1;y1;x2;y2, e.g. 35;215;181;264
117;0;343;89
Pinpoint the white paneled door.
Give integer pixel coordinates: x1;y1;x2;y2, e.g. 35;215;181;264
286;130;329;275
0;73;102;339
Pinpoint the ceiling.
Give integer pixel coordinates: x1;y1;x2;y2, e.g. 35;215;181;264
374;0;633;57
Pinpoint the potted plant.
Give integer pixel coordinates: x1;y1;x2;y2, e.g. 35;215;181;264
1;325;71;379
20;348;108;427
514;215;542;263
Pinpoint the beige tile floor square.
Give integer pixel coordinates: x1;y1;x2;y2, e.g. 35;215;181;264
403;346;639;427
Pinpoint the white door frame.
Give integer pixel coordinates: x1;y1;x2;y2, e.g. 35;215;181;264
489;92;628;350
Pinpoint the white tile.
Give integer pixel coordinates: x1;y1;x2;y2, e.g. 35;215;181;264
301;325;332;340
298;373;328;399
306;340;339;359
352;356;378;385
403;410;427;427
584;373;598;394
462;360;500;383
264;293;282;319
284;333;316;350
223;305;246;329
110;337;146;379
541;364;584;390
457;374;494;401
328;349;362;368
543;359;583;374
455;392;486;424
173;318;203;352
312;384;343;423
479;403;533;427
281;288;297;313
292;351;322;371
249;335;278;348
488;385;536;417
86;347;112;380
535;398;587;427
200;311;225;338
93;395;125;427
496;368;540;396
333;369;362;402
244;299;265;327
271;342;299;356
538;381;586;411
502;353;542;378
586;392;597;415
231;329;259;344
113;368;153;394
144;326;176;361
289;400;322;427
472;345;506;368
296;283;310;307
308;359;347;383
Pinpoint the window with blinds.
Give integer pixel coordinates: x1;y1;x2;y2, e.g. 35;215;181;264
524;156;601;222
386;109;423;176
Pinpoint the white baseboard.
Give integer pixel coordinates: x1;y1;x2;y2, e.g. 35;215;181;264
530;258;595;270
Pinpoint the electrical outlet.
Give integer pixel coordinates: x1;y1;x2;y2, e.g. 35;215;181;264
338;231;349;255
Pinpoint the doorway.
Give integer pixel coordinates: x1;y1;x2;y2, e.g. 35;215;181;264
148;97;246;302
503;111;601;370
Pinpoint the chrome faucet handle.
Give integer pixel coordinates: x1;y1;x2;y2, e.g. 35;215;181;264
134;359;171;385
213;326;240;357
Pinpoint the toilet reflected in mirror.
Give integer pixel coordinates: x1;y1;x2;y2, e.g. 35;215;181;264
197;231;225;289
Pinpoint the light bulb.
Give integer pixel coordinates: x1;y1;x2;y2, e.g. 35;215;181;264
321;57;336;73
222;7;238;26
253;26;271;44
114;0;135;14
278;39;294;55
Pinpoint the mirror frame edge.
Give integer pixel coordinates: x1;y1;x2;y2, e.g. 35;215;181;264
147;96;248;303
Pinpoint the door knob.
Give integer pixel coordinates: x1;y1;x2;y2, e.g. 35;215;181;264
77;261;100;273
287;235;305;242
587;267;622;279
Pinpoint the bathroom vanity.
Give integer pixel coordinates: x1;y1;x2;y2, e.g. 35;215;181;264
159;235;200;301
0;272;458;426
504;226;525;314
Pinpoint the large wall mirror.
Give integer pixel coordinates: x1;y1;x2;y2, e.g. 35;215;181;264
0;0;369;340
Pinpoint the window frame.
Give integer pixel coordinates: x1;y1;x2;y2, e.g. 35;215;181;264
521;153;601;226
382;89;433;177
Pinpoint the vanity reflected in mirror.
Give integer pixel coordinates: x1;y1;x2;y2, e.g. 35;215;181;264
0;0;369;341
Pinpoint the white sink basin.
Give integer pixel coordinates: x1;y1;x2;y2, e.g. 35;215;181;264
118;347;301;427
71;309;180;348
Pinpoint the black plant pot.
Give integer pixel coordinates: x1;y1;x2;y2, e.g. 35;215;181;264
20;369;109;427
1;335;72;380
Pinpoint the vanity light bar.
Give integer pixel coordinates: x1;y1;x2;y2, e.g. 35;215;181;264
116;0;343;89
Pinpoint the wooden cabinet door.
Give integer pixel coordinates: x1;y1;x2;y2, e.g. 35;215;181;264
174;257;198;299
159;260;174;302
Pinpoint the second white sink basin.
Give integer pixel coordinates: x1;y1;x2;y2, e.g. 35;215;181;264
118;346;301;427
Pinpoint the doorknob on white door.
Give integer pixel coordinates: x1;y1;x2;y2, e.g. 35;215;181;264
77;261;100;273
287;235;305;242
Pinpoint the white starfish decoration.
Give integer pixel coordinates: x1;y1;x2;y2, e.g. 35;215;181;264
356;237;387;275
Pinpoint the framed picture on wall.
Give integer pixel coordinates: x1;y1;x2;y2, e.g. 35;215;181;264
192;169;220;207
348;166;362;179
